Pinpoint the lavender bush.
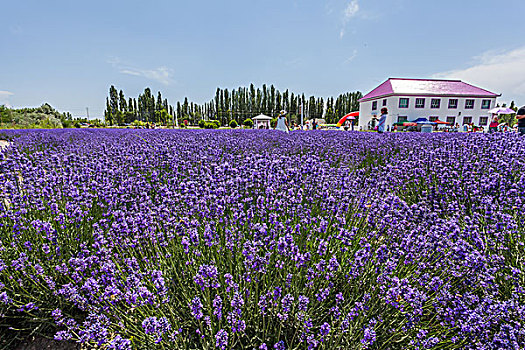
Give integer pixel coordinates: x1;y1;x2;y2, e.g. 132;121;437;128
0;129;523;349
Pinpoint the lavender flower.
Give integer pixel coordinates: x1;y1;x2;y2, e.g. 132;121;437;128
215;329;228;349
2;129;525;349
190;296;204;320
213;294;223;320
274;340;286;350
320;322;330;336
298;295;309;312
142;316;171;343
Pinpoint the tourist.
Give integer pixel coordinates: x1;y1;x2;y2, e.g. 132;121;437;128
275;110;290;133
377;108;388;133
489;115;499;133
517;106;525;135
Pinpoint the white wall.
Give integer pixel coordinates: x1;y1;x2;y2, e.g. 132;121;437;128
359;96;497;130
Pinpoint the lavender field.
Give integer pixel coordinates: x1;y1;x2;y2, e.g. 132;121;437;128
0;129;524;349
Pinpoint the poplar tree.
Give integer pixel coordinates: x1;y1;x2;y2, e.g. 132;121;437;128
109;86;119;122
156;92;163;112
119;90;127;112
105;97;113;125
262;85;268;116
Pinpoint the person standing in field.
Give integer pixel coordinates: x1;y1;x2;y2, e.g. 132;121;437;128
377;108;388;133
275;110;290;133
516;106;525;135
489;115;499;133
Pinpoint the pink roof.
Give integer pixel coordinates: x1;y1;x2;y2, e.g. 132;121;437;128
360;78;500;101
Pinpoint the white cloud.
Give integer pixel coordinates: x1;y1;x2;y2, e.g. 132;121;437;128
108;57;174;86
285;57;304;68
344;0;359;19
433;46;525;105
120;67;173;86
0;91;14;107
0;91;14;97
344;49;358;64
340;0;359;38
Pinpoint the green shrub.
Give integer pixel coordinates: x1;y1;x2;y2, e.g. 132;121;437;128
229;120;238;128
61;120;73;128
198;119;206;128
131;120;147;128
271;118;277;128
243;118;253;128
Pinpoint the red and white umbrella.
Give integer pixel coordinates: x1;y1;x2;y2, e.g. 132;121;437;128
336;112;359;127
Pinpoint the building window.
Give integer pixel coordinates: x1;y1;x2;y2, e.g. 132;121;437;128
479;116;488;125
446;116;456;124
429;116;438;122
448;99;458;109
465;99;474;109
463;116;472;125
481;100;491;109
431;99;441;109
372;101;377;110
397;116;407;122
399;98;409;108
415;98;425;108
382;99;387;106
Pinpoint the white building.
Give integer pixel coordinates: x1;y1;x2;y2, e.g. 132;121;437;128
358;78;500;130
252;114;272;129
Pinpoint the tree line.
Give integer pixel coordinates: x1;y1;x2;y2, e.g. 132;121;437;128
104;84;362;126
0;103;100;129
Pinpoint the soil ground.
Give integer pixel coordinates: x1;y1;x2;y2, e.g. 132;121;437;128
13;337;80;350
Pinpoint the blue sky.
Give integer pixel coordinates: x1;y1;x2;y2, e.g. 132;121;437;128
1;0;525;118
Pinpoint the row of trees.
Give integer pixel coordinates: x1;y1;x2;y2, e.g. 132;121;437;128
105;86;171;126
104;84;362;126
496;101;519;126
209;85;362;126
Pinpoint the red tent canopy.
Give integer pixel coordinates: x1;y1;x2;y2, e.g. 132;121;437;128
433;119;450;124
